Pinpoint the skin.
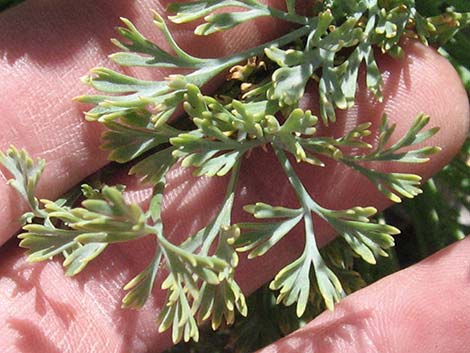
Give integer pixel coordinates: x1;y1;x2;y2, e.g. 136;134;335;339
0;1;469;353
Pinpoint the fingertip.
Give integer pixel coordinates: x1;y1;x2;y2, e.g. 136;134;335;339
379;40;469;172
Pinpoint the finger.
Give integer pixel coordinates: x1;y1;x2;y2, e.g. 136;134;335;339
257;236;470;353
0;40;468;353
0;0;288;246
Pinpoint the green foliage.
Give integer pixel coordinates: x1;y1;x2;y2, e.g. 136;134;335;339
2;0;469;348
17;184;150;275
78;0;469;126
391;140;470;264
417;0;470;89
0;146;45;221
168;237;375;353
0;0;22;11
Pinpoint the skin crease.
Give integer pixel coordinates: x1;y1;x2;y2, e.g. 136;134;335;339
0;1;469;353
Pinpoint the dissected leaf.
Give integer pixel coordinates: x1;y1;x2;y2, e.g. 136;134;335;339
3;0;469;347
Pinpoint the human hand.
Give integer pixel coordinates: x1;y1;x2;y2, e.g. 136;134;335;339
0;1;469;352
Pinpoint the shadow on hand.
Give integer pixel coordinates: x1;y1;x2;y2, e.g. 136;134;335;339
8;318;62;353
0;241;77;328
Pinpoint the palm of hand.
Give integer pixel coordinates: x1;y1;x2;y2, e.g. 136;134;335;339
0;1;469;353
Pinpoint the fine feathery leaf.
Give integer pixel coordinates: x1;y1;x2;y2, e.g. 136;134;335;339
129;147;178;186
353;113;440;163
339;114;440;202
0;146;45;219
167;1;259;25
269;211;345;316
122;246;163;309
111;14;205;68
17;185;150;275
153;162;244;343
3;0;469;345
78;0;470;128
321;207;398;264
